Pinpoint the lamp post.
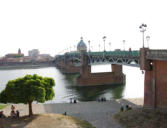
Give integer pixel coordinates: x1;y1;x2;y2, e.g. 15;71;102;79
103;36;106;52
74;45;76;51
109;42;111;51
122;40;125;51
139;24;147;48
88;40;90;52
91;46;93;51
99;44;100;52
146;36;150;48
70;46;71;52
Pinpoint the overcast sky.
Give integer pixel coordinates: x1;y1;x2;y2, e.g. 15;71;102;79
0;0;167;56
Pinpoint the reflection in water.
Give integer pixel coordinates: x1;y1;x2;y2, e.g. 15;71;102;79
64;74;125;101
70;85;125;101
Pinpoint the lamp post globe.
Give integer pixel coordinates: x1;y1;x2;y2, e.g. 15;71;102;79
88;40;91;52
146;36;150;48
99;44;100;52
109;42;111;51
123;40;125;51
103;36;106;52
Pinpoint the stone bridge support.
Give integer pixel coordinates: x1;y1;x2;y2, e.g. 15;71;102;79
112;64;123;75
140;48;167;109
55;54;80;74
77;52;125;86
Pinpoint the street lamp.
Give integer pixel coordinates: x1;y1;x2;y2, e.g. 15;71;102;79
88;40;91;52
99;44;100;52
139;23;147;48
74;45;76;51
109;42;111;51
123;40;125;51
91;46;93;51
103;36;106;52
146;36;150;48
70;46;71;52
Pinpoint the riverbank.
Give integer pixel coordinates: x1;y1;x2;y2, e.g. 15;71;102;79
0;64;54;70
114;108;167;128
2;98;143;128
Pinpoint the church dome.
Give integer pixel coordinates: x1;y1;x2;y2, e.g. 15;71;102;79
77;37;87;52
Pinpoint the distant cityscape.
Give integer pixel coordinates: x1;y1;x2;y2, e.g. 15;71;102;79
0;49;54;64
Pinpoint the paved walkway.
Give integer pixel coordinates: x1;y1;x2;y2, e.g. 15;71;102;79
2;98;143;128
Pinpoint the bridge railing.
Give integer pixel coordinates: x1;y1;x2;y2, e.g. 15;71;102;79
147;50;167;60
88;51;139;58
54;50;140;67
55;50;140;60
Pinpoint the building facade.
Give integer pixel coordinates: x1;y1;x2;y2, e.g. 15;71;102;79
28;49;40;57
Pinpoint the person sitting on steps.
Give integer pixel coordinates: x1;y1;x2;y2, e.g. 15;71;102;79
16;110;20;118
0;111;6;118
74;99;77;103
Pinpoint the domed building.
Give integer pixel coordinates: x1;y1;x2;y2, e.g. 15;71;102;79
77;37;87;52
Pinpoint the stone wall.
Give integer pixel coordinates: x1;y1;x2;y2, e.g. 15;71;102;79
144;60;167;109
77;72;125;86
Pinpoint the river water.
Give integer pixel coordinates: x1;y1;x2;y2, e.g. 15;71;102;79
0;65;144;103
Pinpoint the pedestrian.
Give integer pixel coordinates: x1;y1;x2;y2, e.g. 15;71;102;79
63;112;67;115
74;99;77;103
16;110;20;118
11;105;16;118
70;98;72;104
120;105;124;112
10;110;16;118
0;111;6;118
11;105;15;111
125;105;129;111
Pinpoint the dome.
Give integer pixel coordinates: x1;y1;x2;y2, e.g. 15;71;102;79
77;37;87;52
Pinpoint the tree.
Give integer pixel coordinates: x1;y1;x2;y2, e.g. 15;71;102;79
0;74;55;116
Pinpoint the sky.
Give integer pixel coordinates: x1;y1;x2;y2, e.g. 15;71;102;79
0;0;167;56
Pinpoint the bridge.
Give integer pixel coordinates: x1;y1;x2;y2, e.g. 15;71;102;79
55;50;140;67
54;47;167;110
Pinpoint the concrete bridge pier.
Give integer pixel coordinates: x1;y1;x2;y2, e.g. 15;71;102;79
140;48;167;109
77;52;125;86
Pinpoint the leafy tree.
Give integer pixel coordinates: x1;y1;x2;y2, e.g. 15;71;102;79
0;74;55;116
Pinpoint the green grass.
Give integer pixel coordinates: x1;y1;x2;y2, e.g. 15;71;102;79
0;104;7;110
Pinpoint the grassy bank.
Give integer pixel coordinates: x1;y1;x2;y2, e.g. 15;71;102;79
0;114;95;128
114;108;167;128
0;104;7;110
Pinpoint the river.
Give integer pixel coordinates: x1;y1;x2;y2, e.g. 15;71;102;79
0;65;144;103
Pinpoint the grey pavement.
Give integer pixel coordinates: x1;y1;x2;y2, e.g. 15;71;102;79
43;99;142;128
